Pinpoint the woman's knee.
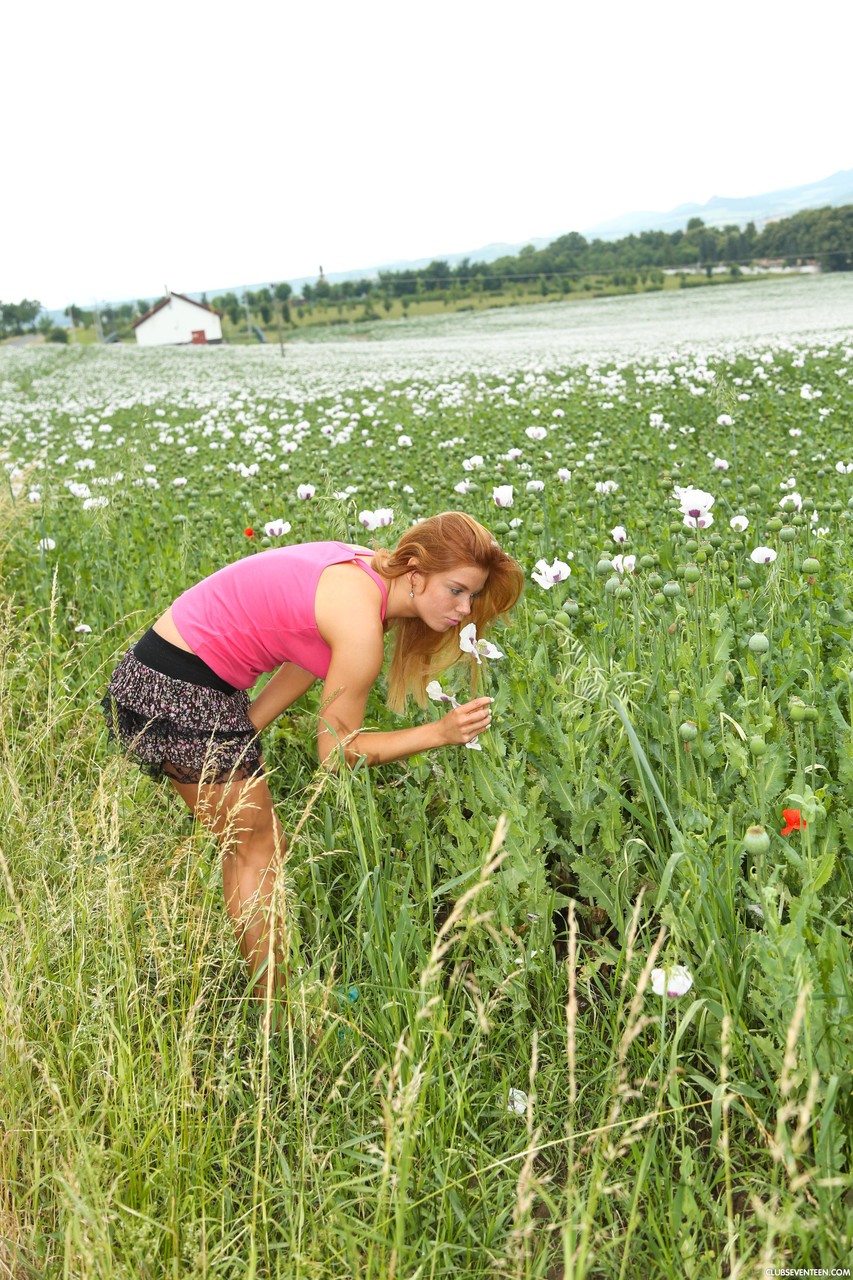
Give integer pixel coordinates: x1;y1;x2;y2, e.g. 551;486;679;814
227;785;284;859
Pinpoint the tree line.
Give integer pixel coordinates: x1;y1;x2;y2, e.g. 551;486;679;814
4;203;851;341
283;202;853;307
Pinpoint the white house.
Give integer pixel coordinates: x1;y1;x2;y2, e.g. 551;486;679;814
133;291;223;346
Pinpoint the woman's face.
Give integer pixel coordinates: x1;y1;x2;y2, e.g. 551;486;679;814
413;563;489;632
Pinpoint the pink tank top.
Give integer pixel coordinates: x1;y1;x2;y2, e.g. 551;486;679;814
171;541;388;688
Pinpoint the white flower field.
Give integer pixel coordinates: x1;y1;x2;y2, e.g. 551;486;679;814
1;281;852;1276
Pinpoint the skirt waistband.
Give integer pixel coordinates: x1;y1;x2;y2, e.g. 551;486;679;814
133;628;238;694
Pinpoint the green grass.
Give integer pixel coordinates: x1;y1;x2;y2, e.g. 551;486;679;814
0;337;851;1276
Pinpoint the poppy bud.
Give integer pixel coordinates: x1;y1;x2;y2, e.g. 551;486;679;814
788;697;807;723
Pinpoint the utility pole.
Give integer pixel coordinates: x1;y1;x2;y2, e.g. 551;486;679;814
272;284;284;356
93;300;104;344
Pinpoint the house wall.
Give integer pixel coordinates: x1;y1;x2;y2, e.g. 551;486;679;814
135;296;223;346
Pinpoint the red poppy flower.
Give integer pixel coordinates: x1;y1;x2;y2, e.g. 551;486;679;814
244;527;254;538
781;808;806;836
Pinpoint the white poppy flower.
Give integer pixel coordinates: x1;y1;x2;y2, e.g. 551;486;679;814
297;483;315;500
426;680;482;749
730;516;749;532
426;681;455;705
750;546;777;565
359;508;393;531
507;1088;529;1115
263;519;291;537
459;623;504;664
651;965;693;998
531;557;571;588
493;485;514;508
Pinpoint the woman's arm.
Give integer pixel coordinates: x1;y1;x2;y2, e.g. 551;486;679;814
317;633;491;769
248;662;316;732
315;576;492;769
325;710;491;769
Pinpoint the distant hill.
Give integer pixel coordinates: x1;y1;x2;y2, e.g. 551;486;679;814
580;168;853;240
197;169;853;300
198;239;558;301
45;166;853;324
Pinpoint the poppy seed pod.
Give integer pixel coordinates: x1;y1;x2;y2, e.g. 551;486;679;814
743;825;771;855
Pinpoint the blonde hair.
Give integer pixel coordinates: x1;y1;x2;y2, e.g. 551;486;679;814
371;512;524;711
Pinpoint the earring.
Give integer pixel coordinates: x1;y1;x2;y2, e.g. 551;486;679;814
409;588;414;598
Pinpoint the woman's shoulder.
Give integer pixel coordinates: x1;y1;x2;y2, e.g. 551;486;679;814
315;553;386;633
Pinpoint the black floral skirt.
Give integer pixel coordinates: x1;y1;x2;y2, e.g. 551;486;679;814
101;629;263;786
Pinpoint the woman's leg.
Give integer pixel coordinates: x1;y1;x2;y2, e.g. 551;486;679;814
168;768;288;1001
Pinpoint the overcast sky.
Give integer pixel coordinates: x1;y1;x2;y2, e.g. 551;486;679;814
5;0;850;310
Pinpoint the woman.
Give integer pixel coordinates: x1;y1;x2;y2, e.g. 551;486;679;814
102;512;524;999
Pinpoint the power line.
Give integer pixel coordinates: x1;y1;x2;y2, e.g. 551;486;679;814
287;252;847;294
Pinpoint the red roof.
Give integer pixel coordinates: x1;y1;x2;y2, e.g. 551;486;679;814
132;291;224;329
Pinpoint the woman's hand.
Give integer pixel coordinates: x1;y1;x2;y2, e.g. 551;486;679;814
437;696;494;747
